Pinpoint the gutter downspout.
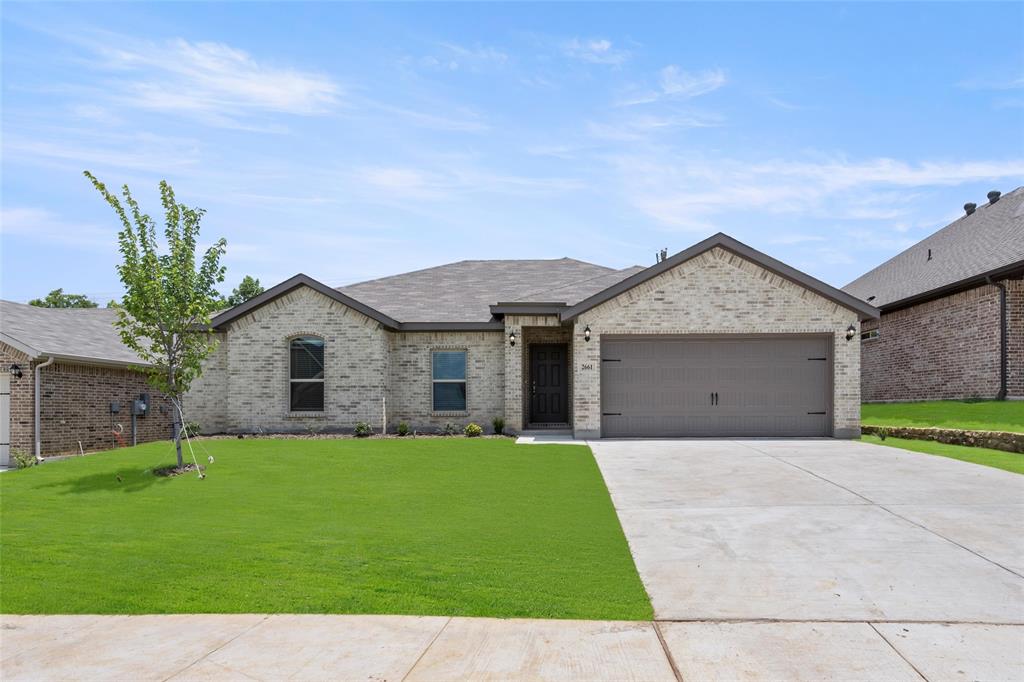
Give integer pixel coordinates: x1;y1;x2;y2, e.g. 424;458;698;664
987;276;1008;400
34;356;55;460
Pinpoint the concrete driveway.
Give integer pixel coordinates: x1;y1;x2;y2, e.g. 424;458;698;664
591;439;1024;623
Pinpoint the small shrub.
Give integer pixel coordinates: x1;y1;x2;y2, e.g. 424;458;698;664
353;421;372;438
397;421;411;437
878;427;888;441
183;421;202;437
10;448;36;469
464;423;484;438
439;422;458;436
491;416;505;436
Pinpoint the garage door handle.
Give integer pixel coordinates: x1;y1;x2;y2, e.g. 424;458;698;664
602;412;622;416
714;392;718;405
807;411;826;415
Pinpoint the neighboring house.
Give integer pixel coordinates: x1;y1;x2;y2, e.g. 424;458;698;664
184;233;876;440
843;188;1024;402
0;303;173;463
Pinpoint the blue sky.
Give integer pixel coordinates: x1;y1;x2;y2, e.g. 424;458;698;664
2;2;1022;304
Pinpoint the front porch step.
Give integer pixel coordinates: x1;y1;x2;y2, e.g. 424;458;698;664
518;429;573;437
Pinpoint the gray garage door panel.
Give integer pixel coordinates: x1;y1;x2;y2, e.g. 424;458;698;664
601;337;831;437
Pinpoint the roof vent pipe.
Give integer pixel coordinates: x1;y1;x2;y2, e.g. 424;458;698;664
964;202;977;216
988;190;1001;204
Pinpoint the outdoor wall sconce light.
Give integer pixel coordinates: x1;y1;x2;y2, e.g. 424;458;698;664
845;324;856;341
584;325;592;342
508;331;516;347
9;363;22;379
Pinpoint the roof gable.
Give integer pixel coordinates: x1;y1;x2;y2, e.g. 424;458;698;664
562;233;879;321
210;274;401;330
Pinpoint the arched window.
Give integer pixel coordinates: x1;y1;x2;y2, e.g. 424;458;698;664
290;336;324;411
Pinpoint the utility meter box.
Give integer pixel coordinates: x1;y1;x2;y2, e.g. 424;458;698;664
132;394;149;417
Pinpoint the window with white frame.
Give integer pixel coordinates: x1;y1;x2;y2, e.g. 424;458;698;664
290;336;324;411
432;350;467;412
860;329;880;341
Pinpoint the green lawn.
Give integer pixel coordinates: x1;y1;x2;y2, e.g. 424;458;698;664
861;400;1024;433
862;435;1024;474
0;438;652;619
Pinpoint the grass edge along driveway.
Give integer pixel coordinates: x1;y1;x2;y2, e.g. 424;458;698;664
0;438;653;620
861;434;1023;475
861;400;1024;433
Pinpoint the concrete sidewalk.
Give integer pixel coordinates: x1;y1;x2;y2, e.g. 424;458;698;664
3;614;1022;681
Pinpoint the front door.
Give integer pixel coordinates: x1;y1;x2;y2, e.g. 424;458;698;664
529;344;569;425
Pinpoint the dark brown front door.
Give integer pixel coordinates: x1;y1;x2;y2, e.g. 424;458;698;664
530;344;569;424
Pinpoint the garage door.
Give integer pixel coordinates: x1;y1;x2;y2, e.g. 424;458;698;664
601;336;831;438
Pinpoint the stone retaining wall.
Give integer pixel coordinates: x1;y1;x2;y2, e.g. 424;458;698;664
862;424;1024;454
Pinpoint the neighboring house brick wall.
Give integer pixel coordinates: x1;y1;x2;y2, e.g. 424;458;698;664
213;286;391;433
1;342;173;456
571;246;861;438
1;342;34;454
1007;279;1023;399
39;362;174;455
388;331;504;432
861;284;1003;401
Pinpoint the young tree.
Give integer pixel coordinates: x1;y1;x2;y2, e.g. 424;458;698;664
29;288;99;308
85;171;226;468
223;275;264;308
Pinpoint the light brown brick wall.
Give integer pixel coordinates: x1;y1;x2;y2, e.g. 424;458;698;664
388;330;505;433
861;284;1006;401
570;246;862;438
184;286;506;434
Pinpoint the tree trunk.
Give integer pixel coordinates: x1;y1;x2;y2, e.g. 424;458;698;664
173;418;184;469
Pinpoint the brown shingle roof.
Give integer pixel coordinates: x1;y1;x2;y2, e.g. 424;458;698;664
843;187;1024;309
337;258;642;322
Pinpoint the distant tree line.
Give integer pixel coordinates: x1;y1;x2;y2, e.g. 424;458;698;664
29;276;265;310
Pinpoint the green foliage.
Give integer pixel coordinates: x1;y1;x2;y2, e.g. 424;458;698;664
439;422;458;436
353;421;372;438
84;172;226;467
0;438;651;619
396;421;411;437
10;448;36;469
464;423;483;438
221;275;264;309
183;421;202;437
28;289;98;309
491;416;505;435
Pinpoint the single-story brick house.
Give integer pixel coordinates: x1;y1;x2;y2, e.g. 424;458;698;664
843;187;1023;402
184;233;877;440
0;303;174;464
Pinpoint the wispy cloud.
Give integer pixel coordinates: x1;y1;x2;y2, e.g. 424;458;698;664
355;163;584;202
956;74;1024;91
1;207;115;251
611;154;1024;231
97;38;341;122
587;111;723;141
14;22;342;129
563;38;630;65
617;66;727;106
